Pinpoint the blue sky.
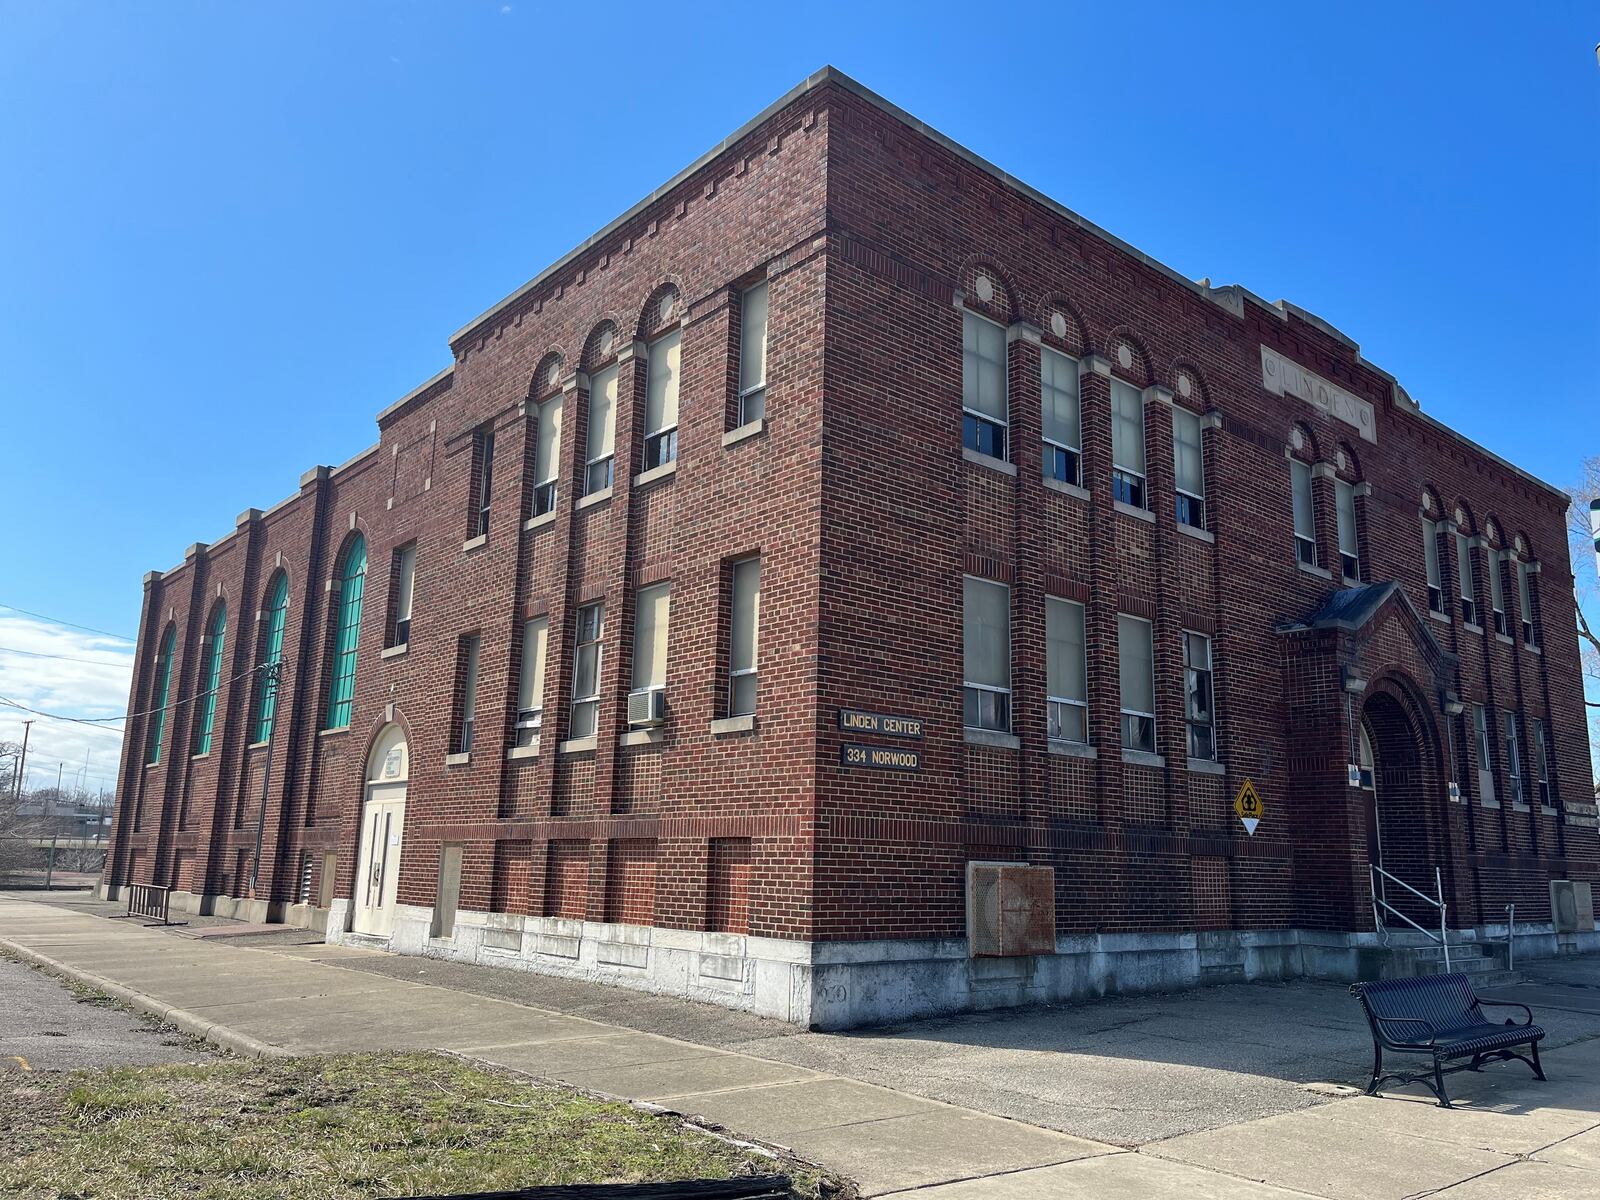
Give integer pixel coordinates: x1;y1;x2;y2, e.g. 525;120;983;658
2;2;1597;788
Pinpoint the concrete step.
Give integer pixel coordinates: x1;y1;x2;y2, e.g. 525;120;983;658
1469;971;1526;989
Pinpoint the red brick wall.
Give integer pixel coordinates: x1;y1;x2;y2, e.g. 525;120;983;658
706;837;752;934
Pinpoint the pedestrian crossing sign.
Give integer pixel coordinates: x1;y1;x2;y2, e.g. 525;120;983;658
1234;779;1263;836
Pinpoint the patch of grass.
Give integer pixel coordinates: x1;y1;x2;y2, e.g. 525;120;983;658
2;1052;851;1199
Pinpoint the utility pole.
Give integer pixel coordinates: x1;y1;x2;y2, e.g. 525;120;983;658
14;719;32;801
45;761;62;889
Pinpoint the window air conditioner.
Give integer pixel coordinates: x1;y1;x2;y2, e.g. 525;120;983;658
627;689;667;728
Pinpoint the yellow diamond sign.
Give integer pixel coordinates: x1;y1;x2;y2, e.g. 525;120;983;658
1234;779;1263;836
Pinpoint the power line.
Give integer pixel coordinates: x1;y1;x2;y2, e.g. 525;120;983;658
0;654;284;729
0;703;127;735
0;604;134;644
0;644;135;666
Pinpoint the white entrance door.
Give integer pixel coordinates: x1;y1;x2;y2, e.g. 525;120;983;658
352;781;406;937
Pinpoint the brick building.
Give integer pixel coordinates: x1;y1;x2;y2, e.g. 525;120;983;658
102;69;1598;1028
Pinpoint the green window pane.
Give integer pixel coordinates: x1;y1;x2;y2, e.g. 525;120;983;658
194;603;227;756
324;535;367;730
252;572;289;744
146;626;176;764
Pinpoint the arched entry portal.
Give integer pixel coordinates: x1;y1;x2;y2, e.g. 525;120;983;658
352;724;409;938
1361;686;1446;926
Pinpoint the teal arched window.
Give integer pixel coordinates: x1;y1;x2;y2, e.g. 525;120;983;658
252;571;289;744
146;625;176;764
193;603;227;756
324;534;367;730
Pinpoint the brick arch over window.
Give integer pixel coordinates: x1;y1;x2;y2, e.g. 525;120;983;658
1419;485;1444;520
1481;514;1506;550
1103;325;1154;388
1451;499;1478;537
251;568;290;745
1169;360;1214;411
955;256;1020;323
634;280;685;342
1033;293;1088;357
580;320;621;372
1335;441;1363;482
1289;421;1322;462
528;350;564;402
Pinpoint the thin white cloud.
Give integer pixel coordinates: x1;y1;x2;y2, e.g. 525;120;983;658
0;612;133;798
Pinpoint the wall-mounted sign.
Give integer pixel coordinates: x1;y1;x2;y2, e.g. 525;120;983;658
1261;345;1376;444
1234;778;1264;836
842;743;921;771
837;708;924;738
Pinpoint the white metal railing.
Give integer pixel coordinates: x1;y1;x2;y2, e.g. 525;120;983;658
1371;864;1450;972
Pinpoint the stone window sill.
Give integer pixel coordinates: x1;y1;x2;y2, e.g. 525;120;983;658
319;726;350;739
1176;522;1215;544
1297;560;1333;581
723;418;764;448
1114;500;1154;524
1187;757;1226;775
1525;643;1542;655
524;510;557;532
558;736;598;755
619;727;666;747
1042;476;1090;502
1341;575;1362;588
962;447;1017;477
1463;622;1485;636
1048;739;1096;760
633;460;677;489
246;740;269;751
1122;748;1166;768
710;714;756;736
462;533;487;553
144;761;158;770
506;742;540;761
381;643;409;660
964;728;1020;750
1512;803;1532;813
1540;806;1558;816
1480;798;1501;810
190;752;211;762
445;751;471;767
576;487;612;511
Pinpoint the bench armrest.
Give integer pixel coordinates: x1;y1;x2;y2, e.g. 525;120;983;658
1371;1014;1438;1048
1477;999;1533;1026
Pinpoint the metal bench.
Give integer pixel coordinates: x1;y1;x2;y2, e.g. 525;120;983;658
1350;973;1545;1108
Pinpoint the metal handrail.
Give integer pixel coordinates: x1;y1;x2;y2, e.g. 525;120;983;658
1371;864;1450;972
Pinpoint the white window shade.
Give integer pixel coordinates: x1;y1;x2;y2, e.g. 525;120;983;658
631;583;671;692
1041;348;1079;448
1173;408;1203;497
963;577;1010;691
1490;550;1505;611
730;558;760;675
518;617;547;714
1111;380;1145;474
395;545;416;624
1456;532;1473;600
1046;597;1086;703
534;396;562;485
1291;460;1315;541
645;329;680;437
1424;520;1441;589
962;312;1007;422
587;364;618;464
740;282;768;393
1336;481;1358;557
1519;560;1533;614
1118;615;1154;715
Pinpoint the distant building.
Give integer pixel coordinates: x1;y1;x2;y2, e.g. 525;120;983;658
104;69;1597;1028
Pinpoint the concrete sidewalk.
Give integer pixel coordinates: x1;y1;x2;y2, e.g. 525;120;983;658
3;894;1598;1198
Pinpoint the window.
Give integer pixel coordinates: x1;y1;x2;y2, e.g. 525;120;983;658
1118;615;1156;753
252;572;288;744
146;626;176;764
569;603;604;739
1045;597;1087;743
1503;711;1523;805
1291;459;1317;566
515;616;548;746
1489;549;1507;636
961;311;1007;460
472;428;495;537
390;543;416;647
455;634;480;754
1456;532;1477;625
1423;519;1444;614
1110;379;1146;508
1041;348;1080;486
324;534;367;730
194;604;227;756
962;577;1011;732
738;281;768;426
1335;480;1359;579
1533;718;1553;806
1473;703;1496;804
630;582;671;699
584;364;618;495
1357;723;1375;790
1183;631;1216;761
643;328;680;470
532;395;563;516
1518;559;1537;646
728;557;761;717
1172;407;1204;529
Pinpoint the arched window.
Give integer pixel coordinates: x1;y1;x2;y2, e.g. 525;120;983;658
193;603;227;756
324;535;367;730
146;625;176;764
252;571;289;744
